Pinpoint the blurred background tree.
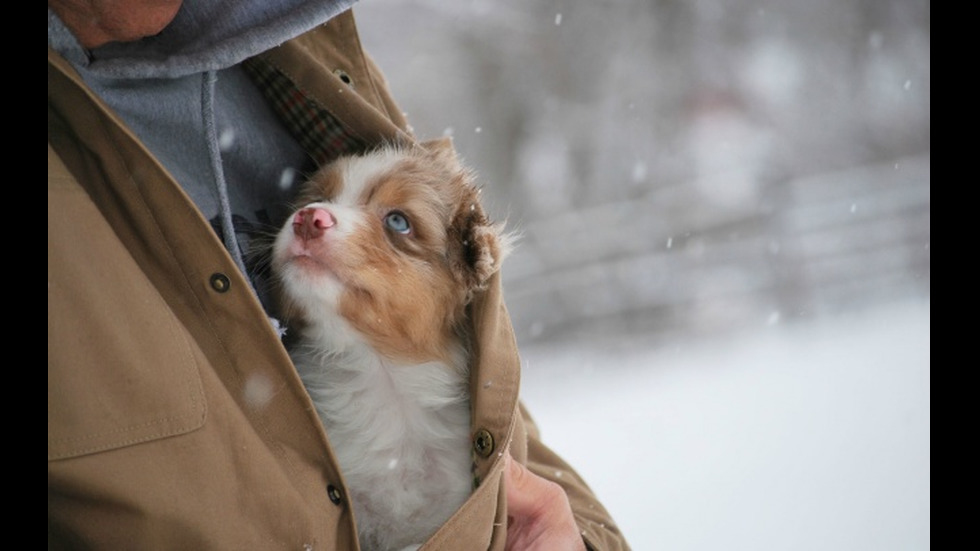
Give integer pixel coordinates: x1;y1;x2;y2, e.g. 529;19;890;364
356;0;930;345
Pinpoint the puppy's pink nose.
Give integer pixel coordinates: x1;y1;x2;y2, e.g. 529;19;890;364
293;207;336;240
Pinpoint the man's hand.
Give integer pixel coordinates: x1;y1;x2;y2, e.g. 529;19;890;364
504;454;587;551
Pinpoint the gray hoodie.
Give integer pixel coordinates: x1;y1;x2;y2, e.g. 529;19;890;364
48;0;356;322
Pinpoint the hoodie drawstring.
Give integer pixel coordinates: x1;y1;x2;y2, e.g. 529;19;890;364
202;70;285;336
202;70;251;280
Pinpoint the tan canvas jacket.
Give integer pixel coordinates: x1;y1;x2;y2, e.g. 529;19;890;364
48;9;628;550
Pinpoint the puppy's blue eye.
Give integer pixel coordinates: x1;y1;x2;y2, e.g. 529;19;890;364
384;211;412;234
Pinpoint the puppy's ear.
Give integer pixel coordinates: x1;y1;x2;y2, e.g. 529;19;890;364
420;137;463;171
448;190;510;298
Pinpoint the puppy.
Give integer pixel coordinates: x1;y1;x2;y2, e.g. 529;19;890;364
270;139;508;551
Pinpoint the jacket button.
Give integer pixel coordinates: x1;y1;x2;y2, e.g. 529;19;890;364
473;428;495;458
209;273;231;293
333;69;354;88
327;484;343;505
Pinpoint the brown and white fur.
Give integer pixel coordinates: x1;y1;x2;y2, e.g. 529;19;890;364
270;139;508;551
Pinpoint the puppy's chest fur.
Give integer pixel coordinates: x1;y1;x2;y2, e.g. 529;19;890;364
291;343;472;551
271;140;506;551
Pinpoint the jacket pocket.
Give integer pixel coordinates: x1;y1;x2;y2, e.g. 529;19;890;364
48;179;207;460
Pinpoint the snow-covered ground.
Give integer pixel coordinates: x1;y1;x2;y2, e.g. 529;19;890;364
518;300;930;550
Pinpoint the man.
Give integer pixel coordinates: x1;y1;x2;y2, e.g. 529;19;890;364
48;1;629;549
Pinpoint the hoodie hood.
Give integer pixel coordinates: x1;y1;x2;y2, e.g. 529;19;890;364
49;0;356;78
